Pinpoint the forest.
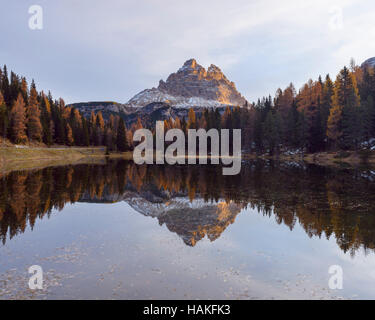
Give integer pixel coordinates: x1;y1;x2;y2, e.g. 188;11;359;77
1;59;374;155
0;65;131;151
177;59;375;155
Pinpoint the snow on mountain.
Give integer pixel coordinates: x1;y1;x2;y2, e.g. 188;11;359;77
124;58;248;109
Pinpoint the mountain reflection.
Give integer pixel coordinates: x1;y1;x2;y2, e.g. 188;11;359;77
1;160;375;255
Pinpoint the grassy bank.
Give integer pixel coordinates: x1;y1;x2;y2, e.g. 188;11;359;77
1;142;374;174
0;145;133;174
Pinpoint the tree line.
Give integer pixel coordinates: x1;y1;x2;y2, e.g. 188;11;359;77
1;59;375;154
0;65;136;151
167;60;375;155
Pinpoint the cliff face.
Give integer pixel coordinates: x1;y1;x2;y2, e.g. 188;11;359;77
125;59;247;109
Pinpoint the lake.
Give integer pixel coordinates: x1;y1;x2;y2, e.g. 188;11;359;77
1;159;375;299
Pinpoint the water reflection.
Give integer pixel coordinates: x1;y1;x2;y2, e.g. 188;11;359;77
1;160;375;255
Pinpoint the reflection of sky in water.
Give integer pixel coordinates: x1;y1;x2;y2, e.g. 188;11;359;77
2;200;375;299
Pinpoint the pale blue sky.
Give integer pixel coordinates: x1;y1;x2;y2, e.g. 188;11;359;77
1;0;375;104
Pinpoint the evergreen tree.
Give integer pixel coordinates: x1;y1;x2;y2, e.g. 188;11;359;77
1;65;10;106
116;118;128;152
361;96;374;143
0;92;8;141
327;67;360;149
81;117;90;146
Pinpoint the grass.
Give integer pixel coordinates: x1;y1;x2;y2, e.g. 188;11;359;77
0;145;133;174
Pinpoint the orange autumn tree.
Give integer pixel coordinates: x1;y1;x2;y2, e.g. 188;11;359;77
27;85;43;141
187;108;196;130
10;93;27;143
66;123;74;146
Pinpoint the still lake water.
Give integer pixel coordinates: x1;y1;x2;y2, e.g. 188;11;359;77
1;159;375;299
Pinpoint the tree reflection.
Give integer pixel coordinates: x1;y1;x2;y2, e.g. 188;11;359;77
1;160;375;255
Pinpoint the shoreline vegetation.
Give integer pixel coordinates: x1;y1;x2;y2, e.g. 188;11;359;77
0;140;133;174
1;139;374;174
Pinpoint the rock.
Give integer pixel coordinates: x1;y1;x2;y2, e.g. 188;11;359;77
125;58;247;109
68;59;248;124
361;57;375;69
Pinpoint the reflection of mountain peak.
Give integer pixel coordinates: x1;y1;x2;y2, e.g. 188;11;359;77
3;161;375;255
155;199;241;246
128;197;242;246
80;187;242;246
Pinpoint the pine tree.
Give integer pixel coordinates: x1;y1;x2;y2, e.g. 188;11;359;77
89;111;97;145
10;93;27;144
263;111;281;155
285;102;300;148
81;117;90;146
95;112;105;145
1;65;10;106
116;118;128;152
0;92;8;141
327;104;343;149
361;95;374;143
321;75;334;141
327;67;360;149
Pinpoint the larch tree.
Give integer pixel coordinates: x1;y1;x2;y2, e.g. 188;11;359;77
27;86;43;141
40;94;52;145
187;108;196;130
10;93;27;143
65;123;74;146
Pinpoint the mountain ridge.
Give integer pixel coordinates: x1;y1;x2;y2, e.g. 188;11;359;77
68;59;248;122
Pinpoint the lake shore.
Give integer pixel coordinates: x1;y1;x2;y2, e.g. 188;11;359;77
0;145;133;175
1;143;375;174
249;150;375;168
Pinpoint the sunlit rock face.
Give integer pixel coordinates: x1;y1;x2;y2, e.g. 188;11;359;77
125;59;247;109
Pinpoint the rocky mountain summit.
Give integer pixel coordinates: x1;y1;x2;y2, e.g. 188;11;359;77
361;57;375;69
126;59;247;109
69;59;247;124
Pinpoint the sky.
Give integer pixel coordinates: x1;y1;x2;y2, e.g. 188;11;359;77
1;0;375;104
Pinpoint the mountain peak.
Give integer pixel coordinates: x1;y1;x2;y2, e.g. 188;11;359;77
361;57;375;69
181;58;198;69
126;59;247;109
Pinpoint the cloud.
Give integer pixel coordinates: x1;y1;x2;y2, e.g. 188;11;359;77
1;0;375;103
